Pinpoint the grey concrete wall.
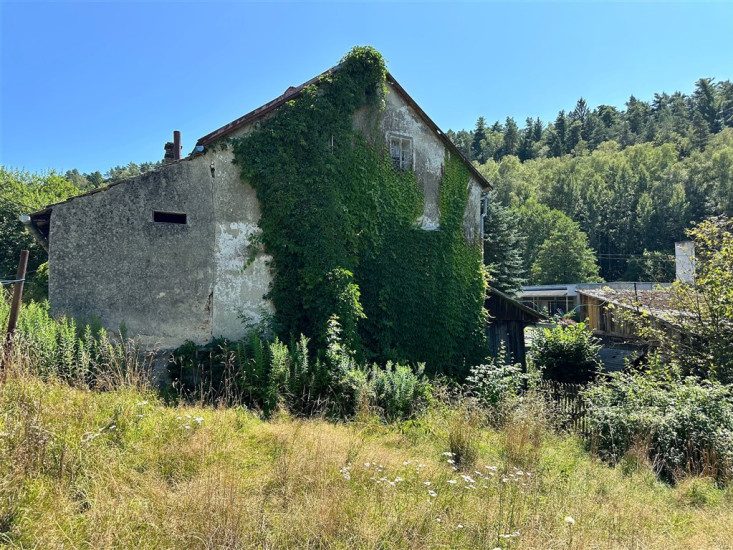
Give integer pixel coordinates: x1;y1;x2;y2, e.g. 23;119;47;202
208;146;274;340
49;158;216;348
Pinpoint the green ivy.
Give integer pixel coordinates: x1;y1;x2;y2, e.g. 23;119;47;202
231;46;486;377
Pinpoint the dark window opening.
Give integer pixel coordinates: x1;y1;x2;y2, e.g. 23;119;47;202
153;211;187;224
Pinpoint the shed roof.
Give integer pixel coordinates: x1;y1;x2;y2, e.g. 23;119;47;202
486;287;549;323
577;287;681;321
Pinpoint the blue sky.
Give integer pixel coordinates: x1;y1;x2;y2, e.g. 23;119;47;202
1;1;732;175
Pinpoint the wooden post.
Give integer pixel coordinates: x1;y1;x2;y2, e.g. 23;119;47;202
2;249;29;369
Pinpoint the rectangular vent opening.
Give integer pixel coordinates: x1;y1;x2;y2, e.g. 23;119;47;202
153;211;187;224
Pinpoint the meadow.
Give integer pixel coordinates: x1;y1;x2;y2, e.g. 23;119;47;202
2;362;733;549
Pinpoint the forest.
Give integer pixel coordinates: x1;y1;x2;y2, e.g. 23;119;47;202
455;77;733;292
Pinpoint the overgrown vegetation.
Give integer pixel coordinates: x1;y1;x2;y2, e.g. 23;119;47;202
584;373;733;483
3;364;733;548
0;292;150;390
168;317;433;421
530;322;602;384
231;46;486;376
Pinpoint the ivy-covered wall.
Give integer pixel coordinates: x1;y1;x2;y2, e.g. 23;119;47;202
231;47;487;376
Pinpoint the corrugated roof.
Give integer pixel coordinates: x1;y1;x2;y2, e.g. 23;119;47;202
577;287;681;321
519;289;569;298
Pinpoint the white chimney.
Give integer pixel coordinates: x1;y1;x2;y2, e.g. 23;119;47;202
675;240;696;284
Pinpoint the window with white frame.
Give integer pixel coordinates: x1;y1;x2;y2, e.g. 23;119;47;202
388;134;413;170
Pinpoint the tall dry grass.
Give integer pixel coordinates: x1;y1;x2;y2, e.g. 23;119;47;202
2;367;733;548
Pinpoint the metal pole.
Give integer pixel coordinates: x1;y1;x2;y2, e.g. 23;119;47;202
2;249;29;369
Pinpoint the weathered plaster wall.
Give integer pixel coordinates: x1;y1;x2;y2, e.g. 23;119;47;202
371;82;483;242
208;145;274;340
381;82;445;231
50;159;216;348
463;175;483;246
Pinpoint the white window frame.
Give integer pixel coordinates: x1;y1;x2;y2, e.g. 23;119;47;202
387;133;413;170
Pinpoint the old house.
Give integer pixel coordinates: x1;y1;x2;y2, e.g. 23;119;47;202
23;49;490;372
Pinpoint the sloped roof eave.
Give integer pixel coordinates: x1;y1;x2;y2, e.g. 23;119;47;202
194;68;491;190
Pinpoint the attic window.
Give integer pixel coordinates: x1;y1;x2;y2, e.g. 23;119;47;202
153;211;187;224
389;134;413;170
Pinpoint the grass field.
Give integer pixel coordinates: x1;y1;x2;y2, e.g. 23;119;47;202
2;368;732;549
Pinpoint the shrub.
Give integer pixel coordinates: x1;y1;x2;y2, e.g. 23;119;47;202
466;342;525;406
530;322;601;383
369;362;432;421
583;373;733;482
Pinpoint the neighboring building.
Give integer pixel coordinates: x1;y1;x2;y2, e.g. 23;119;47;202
518;284;580;317
577;285;678;371
23;57;490;350
485;288;547;367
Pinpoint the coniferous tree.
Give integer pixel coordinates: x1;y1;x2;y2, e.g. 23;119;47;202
483;192;525;295
518;117;536;161
502;117;519;157
471;117;487;162
694;78;721;133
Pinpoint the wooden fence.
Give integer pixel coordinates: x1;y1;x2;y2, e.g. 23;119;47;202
536;380;589;436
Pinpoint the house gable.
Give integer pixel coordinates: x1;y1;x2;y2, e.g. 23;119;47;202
25;47;490;373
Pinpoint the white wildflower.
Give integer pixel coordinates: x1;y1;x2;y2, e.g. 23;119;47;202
565;516;575;526
428;490;437;497
447;479;457;484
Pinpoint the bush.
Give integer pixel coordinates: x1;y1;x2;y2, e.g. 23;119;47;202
530;322;601;383
370;362;431;421
583;373;733;482
465;342;525;406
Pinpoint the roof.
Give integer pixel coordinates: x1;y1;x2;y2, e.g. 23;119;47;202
486;287;549;323
24;61;490;248
519;289;569;298
577;287;679;320
195;67;491;190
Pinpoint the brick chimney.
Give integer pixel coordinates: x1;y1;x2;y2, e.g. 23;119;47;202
163;131;181;163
